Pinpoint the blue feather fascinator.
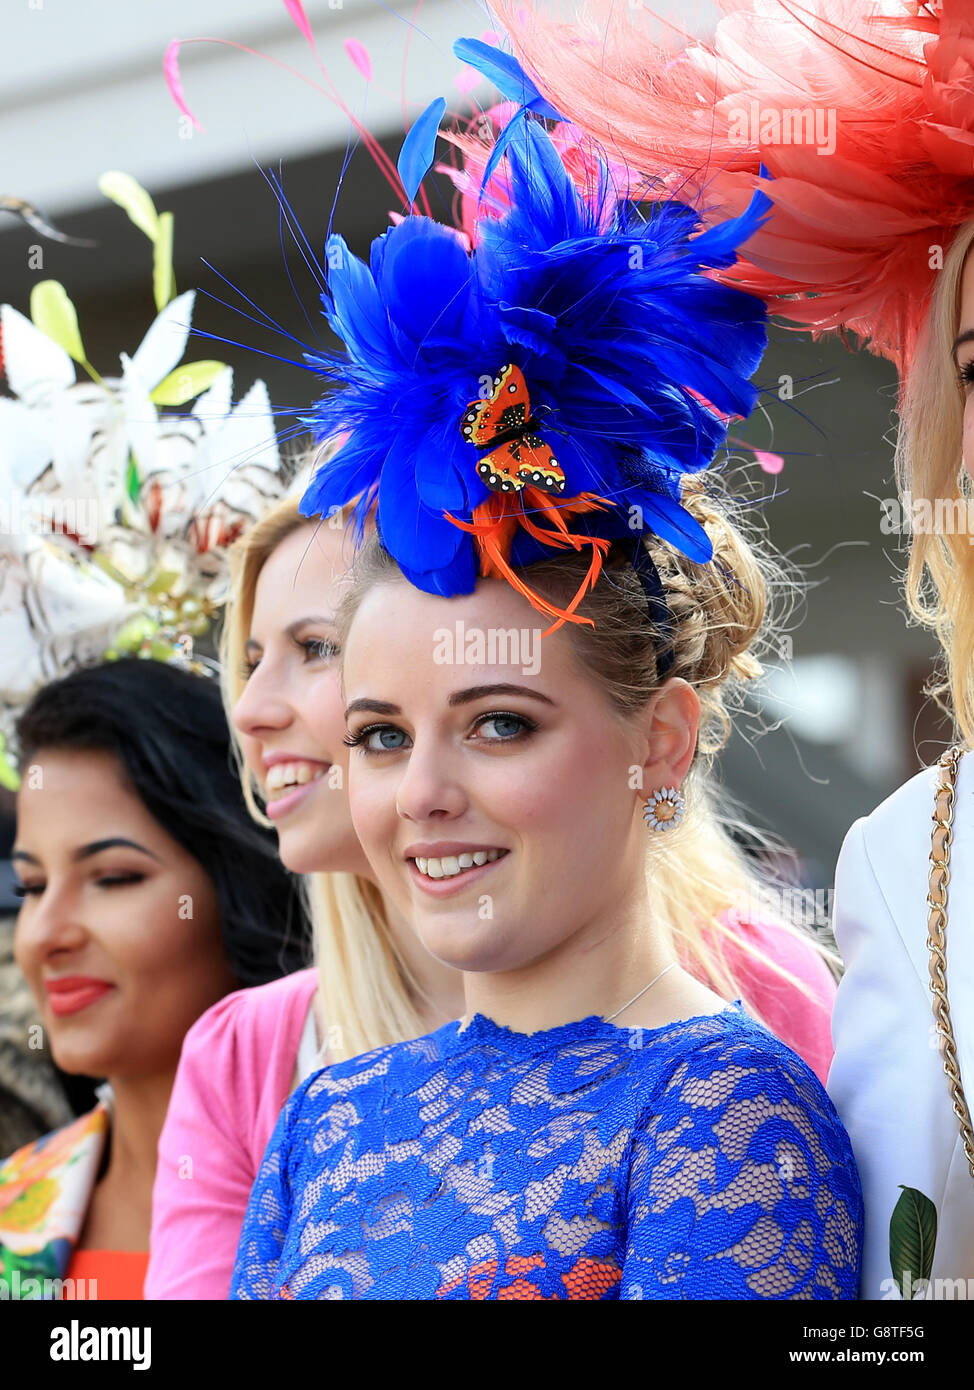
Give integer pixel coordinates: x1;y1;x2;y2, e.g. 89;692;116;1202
301;109;769;630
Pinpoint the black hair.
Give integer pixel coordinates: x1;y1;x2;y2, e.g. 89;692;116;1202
15;658;309;987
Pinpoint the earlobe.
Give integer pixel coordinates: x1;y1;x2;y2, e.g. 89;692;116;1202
639;678;700;792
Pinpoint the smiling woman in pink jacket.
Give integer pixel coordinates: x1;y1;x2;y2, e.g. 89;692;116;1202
145;501;466;1301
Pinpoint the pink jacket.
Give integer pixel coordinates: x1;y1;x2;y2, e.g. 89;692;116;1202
703;912;836;1086
145;967;317;1301
147;922;836;1300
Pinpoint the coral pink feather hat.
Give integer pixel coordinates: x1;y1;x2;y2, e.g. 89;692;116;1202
490;0;974;373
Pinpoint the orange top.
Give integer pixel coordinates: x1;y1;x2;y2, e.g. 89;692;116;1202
64;1249;149;1300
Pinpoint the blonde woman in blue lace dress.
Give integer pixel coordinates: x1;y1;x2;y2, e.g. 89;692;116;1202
229;105;862;1301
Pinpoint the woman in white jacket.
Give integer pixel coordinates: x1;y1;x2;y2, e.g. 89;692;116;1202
830;227;974;1300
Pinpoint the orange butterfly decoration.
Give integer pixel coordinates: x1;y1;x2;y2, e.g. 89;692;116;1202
448;363;613;634
460;364;566;496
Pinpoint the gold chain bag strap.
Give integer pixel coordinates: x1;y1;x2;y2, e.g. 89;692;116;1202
927;744;974;1180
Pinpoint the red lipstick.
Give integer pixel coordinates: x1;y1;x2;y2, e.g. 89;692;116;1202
45;976;115;1017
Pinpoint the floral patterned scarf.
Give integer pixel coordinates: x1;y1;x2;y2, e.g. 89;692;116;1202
0;1101;109;1297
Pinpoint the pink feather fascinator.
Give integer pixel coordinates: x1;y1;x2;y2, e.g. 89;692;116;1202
490;0;974;371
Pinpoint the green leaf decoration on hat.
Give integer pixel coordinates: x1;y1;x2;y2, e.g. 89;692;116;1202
98;171;177;311
0;734;20;792
153;210;176;312
29;281;101;384
150;360;226;406
98;170;160;240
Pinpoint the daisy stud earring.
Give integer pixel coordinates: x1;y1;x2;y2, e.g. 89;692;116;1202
643;785;685;833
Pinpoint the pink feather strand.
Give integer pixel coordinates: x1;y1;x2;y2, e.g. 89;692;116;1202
161;35;407;204
345;38;373;81
282;0;315;47
753;449;785;475
163;41;204;132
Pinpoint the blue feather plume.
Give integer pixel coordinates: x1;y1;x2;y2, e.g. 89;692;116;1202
397;97;446;207
453;38;563;122
300;114;768;594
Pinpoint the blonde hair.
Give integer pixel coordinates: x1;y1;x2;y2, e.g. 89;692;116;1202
219;492;429;1060
896;218;974;748
337;476;838;1018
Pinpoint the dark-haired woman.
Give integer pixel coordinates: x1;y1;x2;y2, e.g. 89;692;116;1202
0;658;306;1299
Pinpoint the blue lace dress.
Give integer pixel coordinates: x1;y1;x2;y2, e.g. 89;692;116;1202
231;1004;862;1300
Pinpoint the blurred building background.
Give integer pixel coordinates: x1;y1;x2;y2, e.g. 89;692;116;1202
0;0;947;910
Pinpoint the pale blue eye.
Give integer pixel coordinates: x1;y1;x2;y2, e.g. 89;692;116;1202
480;716;524;740
368;727;407;751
